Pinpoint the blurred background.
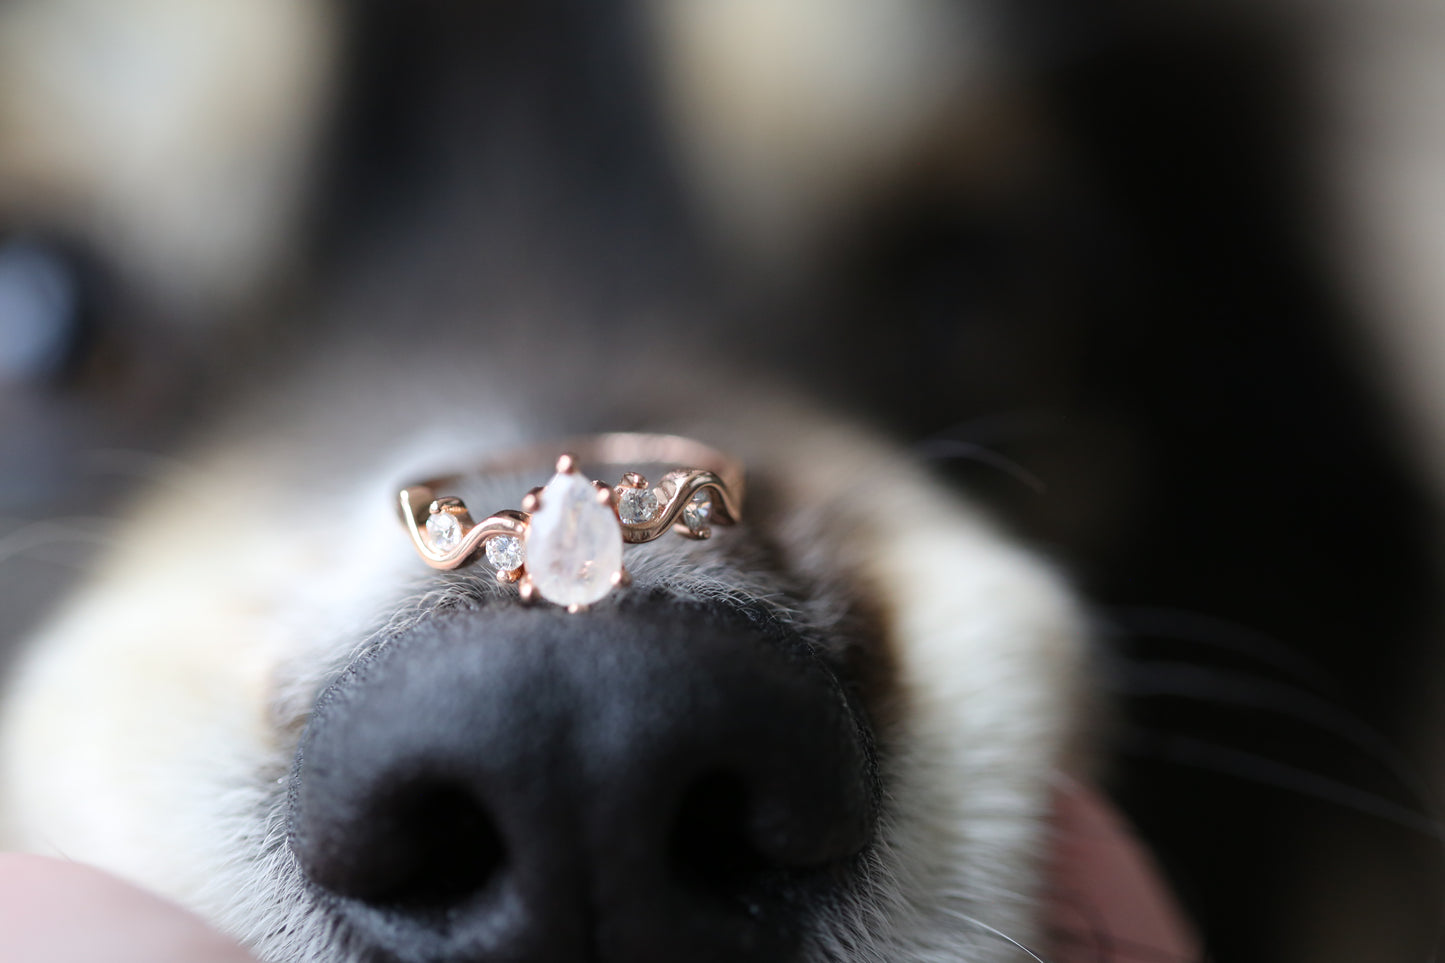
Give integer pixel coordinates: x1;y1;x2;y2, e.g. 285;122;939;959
2;1;1444;961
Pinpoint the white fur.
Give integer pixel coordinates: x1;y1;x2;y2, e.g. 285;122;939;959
1310;0;1445;490
649;0;1004;267
0;0;335;311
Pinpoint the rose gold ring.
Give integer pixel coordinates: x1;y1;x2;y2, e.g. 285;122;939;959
397;433;743;612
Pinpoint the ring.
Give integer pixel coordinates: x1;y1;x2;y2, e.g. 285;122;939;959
397;433;744;611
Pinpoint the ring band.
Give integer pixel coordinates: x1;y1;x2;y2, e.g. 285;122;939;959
398;433;743;611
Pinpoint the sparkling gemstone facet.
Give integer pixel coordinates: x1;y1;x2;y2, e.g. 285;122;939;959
682;491;712;534
525;471;623;606
617;486;661;525
426;512;461;551
485;535;524;572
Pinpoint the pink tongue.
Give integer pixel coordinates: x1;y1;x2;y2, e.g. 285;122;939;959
1044;778;1200;963
0;853;259;963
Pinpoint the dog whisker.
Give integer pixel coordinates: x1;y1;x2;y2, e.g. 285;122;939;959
1120;731;1445;842
78;447;212;489
952;912;1054;963
1110;661;1440;813
922;410;1064;449
914;439;1048;494
0;517;117;567
78;445;205;477
1099;606;1338;694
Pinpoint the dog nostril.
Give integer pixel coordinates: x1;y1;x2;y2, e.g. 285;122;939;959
293;773;506;912
664;769;826;913
344;780;505;910
669;772;772;907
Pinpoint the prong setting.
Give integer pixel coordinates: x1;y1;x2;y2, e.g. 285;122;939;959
521;486;544;513
429;496;466;513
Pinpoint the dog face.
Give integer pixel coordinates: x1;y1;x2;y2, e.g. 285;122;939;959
0;2;1097;961
10;0;1445;958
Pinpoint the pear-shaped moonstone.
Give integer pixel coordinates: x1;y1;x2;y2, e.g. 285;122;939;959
525;471;623;606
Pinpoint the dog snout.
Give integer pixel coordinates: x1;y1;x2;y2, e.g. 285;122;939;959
289;602;877;962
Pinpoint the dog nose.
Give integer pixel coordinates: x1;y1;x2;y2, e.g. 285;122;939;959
290;602;876;962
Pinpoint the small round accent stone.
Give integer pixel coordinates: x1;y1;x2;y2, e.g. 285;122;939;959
486;535;525;572
682;491;712;534
617;487;661;525
426;512;461;551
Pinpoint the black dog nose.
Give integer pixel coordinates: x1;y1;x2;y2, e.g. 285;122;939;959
290;602;876;962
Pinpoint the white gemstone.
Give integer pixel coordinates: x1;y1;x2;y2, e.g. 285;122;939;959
682;491;712;534
485;535;524;572
525;471;623;606
426;512;461;551
617;487;660;525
